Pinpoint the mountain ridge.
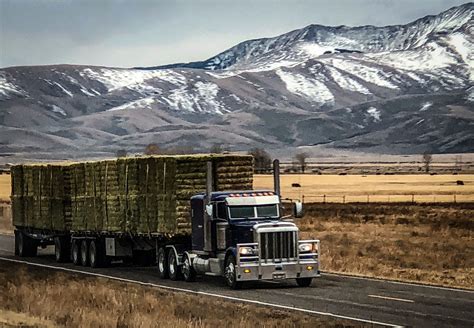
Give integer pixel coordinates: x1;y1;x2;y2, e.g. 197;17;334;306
0;3;473;160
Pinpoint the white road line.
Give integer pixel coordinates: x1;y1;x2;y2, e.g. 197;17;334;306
0;256;403;328
323;272;474;294
1;233;472;294
369;294;415;303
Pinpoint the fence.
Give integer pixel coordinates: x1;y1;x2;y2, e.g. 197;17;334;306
285;193;474;204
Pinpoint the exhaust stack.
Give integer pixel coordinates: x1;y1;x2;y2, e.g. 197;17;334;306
273;159;280;196
204;161;213;252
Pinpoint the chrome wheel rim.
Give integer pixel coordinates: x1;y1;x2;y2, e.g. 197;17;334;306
183;257;190;278
169;255;175;276
158;252;165;273
225;261;235;285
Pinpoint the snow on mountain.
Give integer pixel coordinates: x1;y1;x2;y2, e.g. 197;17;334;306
0;3;473;157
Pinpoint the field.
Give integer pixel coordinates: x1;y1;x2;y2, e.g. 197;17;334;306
1;173;473;289
0;174;10;202
0;261;357;328
254;174;474;203
298;203;473;289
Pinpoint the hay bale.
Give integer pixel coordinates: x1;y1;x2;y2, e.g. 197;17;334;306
11;154;253;235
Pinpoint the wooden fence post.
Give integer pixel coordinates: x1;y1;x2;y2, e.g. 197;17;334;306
342;195;345;204
323;195;326;204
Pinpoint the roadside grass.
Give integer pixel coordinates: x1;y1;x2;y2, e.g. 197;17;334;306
298;203;474;289
0;262;360;328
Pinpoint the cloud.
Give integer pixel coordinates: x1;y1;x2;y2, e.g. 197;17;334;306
0;0;469;68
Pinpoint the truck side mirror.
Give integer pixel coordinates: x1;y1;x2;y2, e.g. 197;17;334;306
293;201;304;218
205;204;213;218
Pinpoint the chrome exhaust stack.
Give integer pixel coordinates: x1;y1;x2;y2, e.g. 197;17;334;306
204;161;213;252
273;159;281;197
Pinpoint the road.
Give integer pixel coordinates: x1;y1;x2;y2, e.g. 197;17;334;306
1;233;473;327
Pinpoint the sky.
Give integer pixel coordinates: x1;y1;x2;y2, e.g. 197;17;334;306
0;0;469;68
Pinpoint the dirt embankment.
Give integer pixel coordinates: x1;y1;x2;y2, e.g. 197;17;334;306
298;203;474;289
0;261;360;328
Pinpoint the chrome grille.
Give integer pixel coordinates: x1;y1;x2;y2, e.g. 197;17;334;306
259;231;297;262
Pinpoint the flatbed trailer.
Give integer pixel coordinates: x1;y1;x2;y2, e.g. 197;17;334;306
12;156;320;288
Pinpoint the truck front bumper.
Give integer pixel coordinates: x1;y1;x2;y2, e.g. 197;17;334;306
236;239;320;282
236;260;320;281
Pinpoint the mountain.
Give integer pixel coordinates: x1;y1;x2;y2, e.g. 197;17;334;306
0;3;473;160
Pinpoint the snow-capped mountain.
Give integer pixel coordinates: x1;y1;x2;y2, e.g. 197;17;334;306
0;3;473;159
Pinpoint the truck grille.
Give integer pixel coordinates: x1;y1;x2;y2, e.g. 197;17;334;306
259;231;297;262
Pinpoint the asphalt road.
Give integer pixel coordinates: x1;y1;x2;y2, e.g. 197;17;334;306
1;233;473;327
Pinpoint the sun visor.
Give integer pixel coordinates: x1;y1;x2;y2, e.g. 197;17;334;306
226;195;280;206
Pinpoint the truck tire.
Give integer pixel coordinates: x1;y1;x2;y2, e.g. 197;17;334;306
71;240;81;265
54;236;70;263
14;230;19;256
168;249;182;281
89;239;105;268
224;255;242;289
182;254;196;282
157;247;169;279
16;231;37;257
296;277;312;287
80;239;89;266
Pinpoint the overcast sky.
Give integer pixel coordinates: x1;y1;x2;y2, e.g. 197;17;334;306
0;0;469;68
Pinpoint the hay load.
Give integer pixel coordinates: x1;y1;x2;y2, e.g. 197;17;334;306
11;154;253;235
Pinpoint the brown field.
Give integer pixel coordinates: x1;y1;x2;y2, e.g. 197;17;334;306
298;203;474;289
0;261;358;328
0;174;10;202
254;174;474;203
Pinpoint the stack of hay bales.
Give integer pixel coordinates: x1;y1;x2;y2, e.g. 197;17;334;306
11;164;72;231
11;154;253;235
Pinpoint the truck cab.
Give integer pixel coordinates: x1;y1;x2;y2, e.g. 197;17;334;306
177;190;320;288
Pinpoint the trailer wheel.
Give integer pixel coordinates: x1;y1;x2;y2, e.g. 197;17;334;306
80;239;89;266
16;231;37;257
296;277;312;287
182;254;196;282
71;240;81;265
54;236;70;263
168;249;182;281
157;247;169;279
224;255;242;289
89;239;105;268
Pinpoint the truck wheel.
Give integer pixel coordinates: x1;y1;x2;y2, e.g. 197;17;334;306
80;239;89;266
224;255;242;289
168;249;182;281
71;240;80;265
89;240;104;268
296;277;312;287
14;230;20;256
17;231;37;257
182;254;196;282
157;247;169;279
54;236;70;262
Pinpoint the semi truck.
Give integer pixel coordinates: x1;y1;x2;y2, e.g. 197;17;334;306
12;155;320;288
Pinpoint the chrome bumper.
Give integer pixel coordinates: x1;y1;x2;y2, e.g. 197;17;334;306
236;240;320;282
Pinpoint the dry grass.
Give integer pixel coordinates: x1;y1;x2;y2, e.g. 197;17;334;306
0;174;10;202
254;174;474;203
297;203;474;289
0;261;360;328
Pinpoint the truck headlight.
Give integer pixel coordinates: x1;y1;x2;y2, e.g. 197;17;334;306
239;247;256;255
299;243;312;253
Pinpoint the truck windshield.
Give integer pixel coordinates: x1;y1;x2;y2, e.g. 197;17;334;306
229;205;278;220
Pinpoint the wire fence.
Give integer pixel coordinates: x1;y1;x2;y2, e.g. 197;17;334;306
282;193;474;204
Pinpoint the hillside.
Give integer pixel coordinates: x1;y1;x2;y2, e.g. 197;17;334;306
0;3;472;158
